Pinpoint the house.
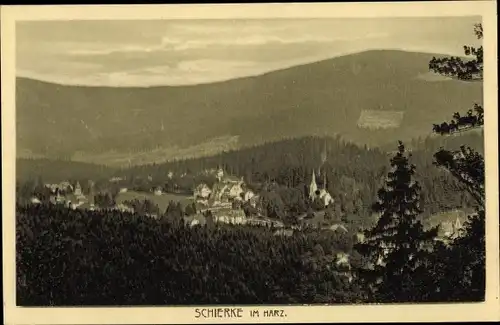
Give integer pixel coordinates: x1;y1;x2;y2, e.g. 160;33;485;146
184;213;207;227
70;201;85;210
30;197;42;204
318;189;334;207
211;183;229;206
243;190;255;202
249;194;260;208
228;182;244;199
212;208;247;225
194;183;212;199
439;216;463;240
355;232;366;244
113;203;135;213
49;190;66;205
45;183;58;193
73;181;86;199
335;252;351;269
59;181;73;192
424;210;467;244
326;223;348;233
216;168;224;181
247;216;284;228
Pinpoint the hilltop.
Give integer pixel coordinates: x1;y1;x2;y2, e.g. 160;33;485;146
16;50;482;166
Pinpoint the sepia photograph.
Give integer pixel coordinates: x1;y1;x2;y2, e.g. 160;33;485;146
2;2;499;324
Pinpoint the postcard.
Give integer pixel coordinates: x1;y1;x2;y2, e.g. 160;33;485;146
2;2;499;324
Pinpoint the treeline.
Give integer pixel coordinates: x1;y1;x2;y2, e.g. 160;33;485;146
432;104;484;135
16;203;363;306
16;158;117;184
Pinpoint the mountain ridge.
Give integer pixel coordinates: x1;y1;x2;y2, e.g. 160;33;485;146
16;49;483;166
16;49;465;89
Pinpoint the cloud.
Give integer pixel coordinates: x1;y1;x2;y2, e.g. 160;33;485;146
68;44;164;56
161;35;333;51
17;56;322;87
160;32;389;51
16;18;477;87
58;28;389;57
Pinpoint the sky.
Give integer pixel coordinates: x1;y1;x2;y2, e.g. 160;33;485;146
16;16;481;87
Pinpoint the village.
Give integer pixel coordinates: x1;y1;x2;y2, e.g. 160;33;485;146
35;165;339;230
32;162;463;247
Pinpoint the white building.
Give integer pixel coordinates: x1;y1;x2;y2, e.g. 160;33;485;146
328;223;348;233
30;197;42;204
74;181;84;197
194;183;212;199
213;209;247;225
309;170;333;208
216;168;224;182
228;182;244;199
243;190;255;202
59;181;73;192
318;188;334;207
336;252;351;269
309;170;318;200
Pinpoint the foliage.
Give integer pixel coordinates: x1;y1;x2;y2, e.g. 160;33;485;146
17;203;363;306
123;199;161;216
429;23;483;81
355;142;438;302
95;193;116;209
432;104;484;135
426;22;485;302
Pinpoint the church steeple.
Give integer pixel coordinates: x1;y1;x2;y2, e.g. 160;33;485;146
309;169;318;200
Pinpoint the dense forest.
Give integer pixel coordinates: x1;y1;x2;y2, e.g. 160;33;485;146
16;203;364;305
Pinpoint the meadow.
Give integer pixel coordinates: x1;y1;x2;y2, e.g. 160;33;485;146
115;190;194;212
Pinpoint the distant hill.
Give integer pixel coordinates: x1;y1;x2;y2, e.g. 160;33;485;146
16;49;482;166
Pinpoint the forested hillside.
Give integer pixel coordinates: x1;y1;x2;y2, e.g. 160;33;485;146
16;50;482;165
119;133;483;219
16;204;364;305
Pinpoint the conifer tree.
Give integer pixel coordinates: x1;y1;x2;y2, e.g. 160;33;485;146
356;141;438;302
427;22;485;301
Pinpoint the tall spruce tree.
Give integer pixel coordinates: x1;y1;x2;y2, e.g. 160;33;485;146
427;22;485;301
356;141;438;302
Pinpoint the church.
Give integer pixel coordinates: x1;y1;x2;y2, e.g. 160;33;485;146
308;139;334;208
309;169;334;208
